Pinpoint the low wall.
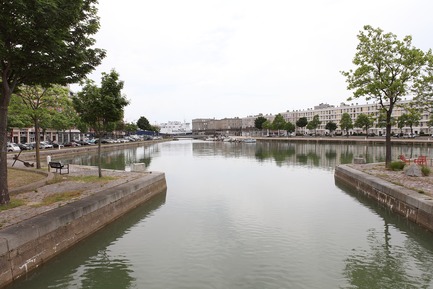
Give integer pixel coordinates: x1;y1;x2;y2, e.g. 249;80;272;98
0;172;167;288
335;165;433;232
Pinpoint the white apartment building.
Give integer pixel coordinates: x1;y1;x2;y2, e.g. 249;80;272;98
193;99;432;136
279;100;430;136
159;121;192;135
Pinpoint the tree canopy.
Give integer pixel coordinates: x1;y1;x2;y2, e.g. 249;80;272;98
325;121;337;135
341;25;433;167
137;116;152;131
254;116;267;130
0;0;105;204
306;115;321;134
354;113;374;137
10;85;72;168
73;70;128;177
340;113;353;137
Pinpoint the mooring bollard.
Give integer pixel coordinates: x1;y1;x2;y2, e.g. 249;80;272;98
47;155;51;172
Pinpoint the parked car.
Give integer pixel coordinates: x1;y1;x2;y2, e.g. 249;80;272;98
63;141;80;147
75;140;93;146
40;141;53;149
402;133;417;138
17;143;32;150
51;142;64;148
7;143;21;152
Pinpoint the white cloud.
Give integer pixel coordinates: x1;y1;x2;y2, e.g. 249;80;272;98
75;0;433;124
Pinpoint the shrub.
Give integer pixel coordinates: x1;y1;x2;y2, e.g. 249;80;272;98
421;166;431;176
389;161;406;171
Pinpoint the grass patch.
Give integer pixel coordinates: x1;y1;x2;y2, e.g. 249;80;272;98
0;199;26;211
7;168;46;189
35;190;83;207
389;161;406;171
421;166;431;176
69;175;117;182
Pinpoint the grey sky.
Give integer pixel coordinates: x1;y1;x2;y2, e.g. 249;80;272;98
74;0;433;124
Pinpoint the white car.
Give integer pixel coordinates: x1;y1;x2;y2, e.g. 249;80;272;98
7;143;21;152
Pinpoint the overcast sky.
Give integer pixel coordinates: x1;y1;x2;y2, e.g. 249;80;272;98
73;0;433;125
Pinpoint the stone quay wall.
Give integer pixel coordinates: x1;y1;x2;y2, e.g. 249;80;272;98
0;172;167;288
335;165;433;232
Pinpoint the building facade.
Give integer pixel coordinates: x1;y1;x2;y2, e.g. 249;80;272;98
159;121;192;135
192;100;432;136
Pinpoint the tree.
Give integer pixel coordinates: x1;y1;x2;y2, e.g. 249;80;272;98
341;25;433;167
0;0;105;204
10;85;71;168
306;115;321;135
325;121;337;136
73;70;129;177
124;122;138;135
296;117;308;135
262;120;272;136
397;114;408;135
254;116;267;130
402;107;421;135
340;113;353;137
137;116;152;131
272;113;286;136
285;121;295;135
354;113;374;137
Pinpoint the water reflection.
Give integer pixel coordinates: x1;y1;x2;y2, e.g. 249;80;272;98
29;139;433;288
335;180;433;288
7;192;167;289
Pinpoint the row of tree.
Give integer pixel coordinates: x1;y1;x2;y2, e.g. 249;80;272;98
254;108;432;137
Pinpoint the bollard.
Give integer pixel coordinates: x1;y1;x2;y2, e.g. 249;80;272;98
47;155;51;172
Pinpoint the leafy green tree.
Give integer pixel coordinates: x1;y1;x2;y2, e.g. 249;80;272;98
124;122;138;135
73;70;129;177
341;25;433;167
397;114;408;135
306;115;321;135
7;95;32;130
10;85;71;168
340;113;353;137
272;113;286;136
296;117;308;135
354;113;374;137
262;120;272;135
403;107;421;135
285;121;295;135
254;116;267;130
0;0;105;204
137;116;152;131
325;121;337;136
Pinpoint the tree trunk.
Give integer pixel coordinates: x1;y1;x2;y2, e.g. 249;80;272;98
34;120;41;169
385;121;392;168
97;138;102;178
0;80;12;204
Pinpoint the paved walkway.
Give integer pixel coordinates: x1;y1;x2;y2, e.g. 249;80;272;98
3;159;148;229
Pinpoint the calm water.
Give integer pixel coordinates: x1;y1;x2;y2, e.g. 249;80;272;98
8;140;433;289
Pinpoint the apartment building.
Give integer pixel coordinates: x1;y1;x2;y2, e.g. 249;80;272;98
192;99;432;136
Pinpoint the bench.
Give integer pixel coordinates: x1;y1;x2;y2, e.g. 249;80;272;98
414;155;427;166
49;161;69;174
399;155;411;164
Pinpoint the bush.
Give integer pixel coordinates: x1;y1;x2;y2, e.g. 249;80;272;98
421;166;431;176
389;161;406;171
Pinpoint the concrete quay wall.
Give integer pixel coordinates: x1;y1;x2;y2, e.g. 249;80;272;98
335;165;433;232
0;172;167;288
